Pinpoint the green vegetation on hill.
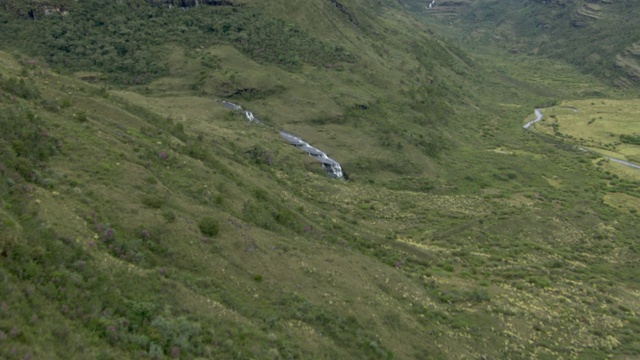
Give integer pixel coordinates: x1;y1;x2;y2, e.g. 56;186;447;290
1;0;355;84
0;0;639;359
404;0;640;88
530;99;640;186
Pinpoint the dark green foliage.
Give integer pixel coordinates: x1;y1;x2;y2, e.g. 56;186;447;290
0;1;355;84
434;288;490;304
245;145;272;166
241;188;308;233
620;134;640;145
198;216;219;236
0;1;639;359
242;202;278;231
141;194;165;209
0;74;40;99
223;12;355;69
162;209;177;223
422;0;640;87
277;293;394;359
0;108;59;183
75;111;88;122
0;216;210;357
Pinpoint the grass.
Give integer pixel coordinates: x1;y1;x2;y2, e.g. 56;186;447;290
1;52;638;359
0;1;640;358
531;99;640;184
604;192;640;214
405;0;640;89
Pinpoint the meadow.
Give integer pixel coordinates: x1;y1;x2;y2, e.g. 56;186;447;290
533;99;640;166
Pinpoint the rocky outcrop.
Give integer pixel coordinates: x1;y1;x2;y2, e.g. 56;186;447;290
329;0;359;26
430;1;473;18
614;42;640;87
2;1;70;20
575;2;602;20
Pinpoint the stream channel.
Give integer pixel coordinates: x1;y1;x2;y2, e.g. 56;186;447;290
524;108;640;170
222;101;346;179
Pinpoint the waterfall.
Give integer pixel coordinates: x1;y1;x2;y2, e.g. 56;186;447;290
222;101;345;179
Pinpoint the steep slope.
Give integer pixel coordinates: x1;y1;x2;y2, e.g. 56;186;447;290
404;0;640;88
0;0;482;181
401;0;478;19
1;1;640;359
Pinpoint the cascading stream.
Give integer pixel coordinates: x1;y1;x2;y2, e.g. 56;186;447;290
222;101;345;179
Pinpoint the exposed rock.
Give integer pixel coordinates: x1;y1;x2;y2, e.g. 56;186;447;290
615;42;640;84
2;1;70;20
575;2;602;20
328;0;359;26
570;20;588;28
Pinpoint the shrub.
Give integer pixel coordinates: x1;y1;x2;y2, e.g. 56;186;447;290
0;75;40;99
162;210;176;223
13;157;33;180
620;134;640;145
75;111;88;123
142;195;165;209
198;217;219;237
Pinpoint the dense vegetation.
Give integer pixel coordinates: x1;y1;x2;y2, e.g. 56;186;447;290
1;0;355;84
0;0;639;359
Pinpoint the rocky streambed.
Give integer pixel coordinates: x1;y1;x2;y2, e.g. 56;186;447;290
223;101;346;179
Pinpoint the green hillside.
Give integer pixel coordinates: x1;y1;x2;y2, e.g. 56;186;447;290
404;0;640;88
1;0;639;359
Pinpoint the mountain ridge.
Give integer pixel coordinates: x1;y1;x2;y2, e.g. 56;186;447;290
403;0;640;88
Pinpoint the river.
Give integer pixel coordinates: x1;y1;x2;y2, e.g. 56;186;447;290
525;108;640;171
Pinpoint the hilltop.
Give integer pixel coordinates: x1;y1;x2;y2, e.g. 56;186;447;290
0;0;639;359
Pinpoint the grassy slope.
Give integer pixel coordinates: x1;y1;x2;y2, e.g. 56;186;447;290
403;0;640;88
529;99;640;210
533;99;640;164
0;1;639;359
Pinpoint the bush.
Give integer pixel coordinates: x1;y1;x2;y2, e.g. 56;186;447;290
141;195;165;209
75;111;88;123
620;134;640;145
0;2;355;84
162;210;176;223
0;75;40;99
198;217;219;237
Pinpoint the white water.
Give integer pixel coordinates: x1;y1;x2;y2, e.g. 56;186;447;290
222;101;345;179
244;111;264;125
222;101;242;111
523;109;543;129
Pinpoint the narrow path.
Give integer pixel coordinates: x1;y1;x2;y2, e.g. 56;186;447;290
525;108;640;171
